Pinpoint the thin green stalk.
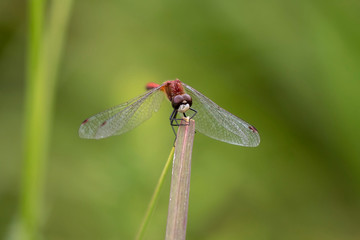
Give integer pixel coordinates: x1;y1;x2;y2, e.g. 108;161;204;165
135;147;175;240
21;1;46;239
21;0;73;239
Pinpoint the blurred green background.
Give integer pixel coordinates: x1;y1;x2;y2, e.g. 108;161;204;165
1;0;360;239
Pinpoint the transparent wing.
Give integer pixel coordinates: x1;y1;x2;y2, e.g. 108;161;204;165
182;83;260;147
79;86;164;139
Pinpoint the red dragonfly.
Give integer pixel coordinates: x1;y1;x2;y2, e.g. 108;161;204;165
79;79;260;147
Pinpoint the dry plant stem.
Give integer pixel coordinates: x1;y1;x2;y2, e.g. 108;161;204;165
135;147;175;240
166;119;195;240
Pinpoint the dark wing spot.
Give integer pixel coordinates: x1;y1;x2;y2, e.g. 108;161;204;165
101;121;107;127
81;119;89;124
248;125;258;133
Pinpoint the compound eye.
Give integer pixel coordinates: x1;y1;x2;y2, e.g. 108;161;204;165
183;94;192;107
172;95;184;109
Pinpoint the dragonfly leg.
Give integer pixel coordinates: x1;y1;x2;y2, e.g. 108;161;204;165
169;108;177;121
170;109;179;127
189;108;197;134
169;110;180;145
189;107;197;119
170;110;188;127
169;107;197;145
169;108;190;141
170;110;181;138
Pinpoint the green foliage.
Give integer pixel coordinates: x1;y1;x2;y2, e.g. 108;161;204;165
0;0;359;239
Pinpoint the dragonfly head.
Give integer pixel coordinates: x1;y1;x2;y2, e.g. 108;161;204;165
172;94;192;113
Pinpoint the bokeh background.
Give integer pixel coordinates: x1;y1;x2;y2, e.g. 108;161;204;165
1;0;360;239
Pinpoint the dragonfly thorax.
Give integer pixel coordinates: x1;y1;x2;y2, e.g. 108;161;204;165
172;94;192;113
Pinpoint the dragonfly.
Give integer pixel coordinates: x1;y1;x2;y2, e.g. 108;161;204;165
79;79;260;147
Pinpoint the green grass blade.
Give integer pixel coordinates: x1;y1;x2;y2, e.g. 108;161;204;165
135;146;175;240
20;0;73;239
